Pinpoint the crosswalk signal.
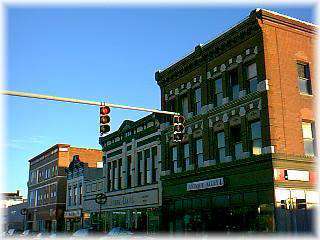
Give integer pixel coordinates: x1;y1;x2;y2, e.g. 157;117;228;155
100;106;110;136
173;115;185;142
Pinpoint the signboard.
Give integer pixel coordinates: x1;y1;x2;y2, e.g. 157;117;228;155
106;189;159;209
285;170;309;181
187;177;224;191
64;210;81;218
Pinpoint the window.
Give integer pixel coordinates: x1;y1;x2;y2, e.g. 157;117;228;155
183;143;190;169
107;162;111;192
196;139;204;167
172;146;178;172
127;156;132;188
79;184;83;205
247;63;258;93
217;132;226;161
302;122;315;156
144;149;150;184
68;187;72;206
181;96;189;117
194;88;201;115
230;125;242;160
229;69;239;100
118;159;122;190
112;161;117;190
151;147;158;183
73;186;77;205
297;63;312;95
215;78;223;107
137;151;142;186
251;121;262;155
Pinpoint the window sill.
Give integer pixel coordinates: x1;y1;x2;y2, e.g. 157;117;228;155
299;93;313;97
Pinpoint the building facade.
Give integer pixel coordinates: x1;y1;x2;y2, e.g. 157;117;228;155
155;9;317;233
5;201;28;231
97;115;162;233
82;176;105;230
64;155;103;232
27;144;102;233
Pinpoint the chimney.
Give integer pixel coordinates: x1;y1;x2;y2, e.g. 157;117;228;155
16;190;20;196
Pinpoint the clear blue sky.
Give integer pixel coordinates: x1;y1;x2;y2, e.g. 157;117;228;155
5;5;314;197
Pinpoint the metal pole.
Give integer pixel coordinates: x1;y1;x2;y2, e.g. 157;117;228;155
1;90;180;116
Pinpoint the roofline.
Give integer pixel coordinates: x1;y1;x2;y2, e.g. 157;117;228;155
28;144;70;163
257;8;317;28
156;8;317;82
99;113;156;141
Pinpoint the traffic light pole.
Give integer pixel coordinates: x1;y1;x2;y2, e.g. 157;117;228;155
1;90;180;116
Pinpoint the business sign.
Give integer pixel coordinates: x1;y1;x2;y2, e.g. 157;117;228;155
64;210;81;218
274;169;309;182
106;189;159;209
286;170;309;181
187;177;224;191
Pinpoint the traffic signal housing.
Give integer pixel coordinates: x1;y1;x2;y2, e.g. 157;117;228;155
100;106;111;136
173;115;185;142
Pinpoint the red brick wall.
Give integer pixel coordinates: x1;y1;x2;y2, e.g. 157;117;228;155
261;17;316;156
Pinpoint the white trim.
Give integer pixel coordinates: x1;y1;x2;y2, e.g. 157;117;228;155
28;181;58;191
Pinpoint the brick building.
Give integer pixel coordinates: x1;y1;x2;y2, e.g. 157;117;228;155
155;9;317;232
26;144;102;233
97;114;162;233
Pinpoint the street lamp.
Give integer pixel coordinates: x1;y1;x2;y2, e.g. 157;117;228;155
95;193;107;232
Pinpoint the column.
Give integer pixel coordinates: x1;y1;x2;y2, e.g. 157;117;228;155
121;143;127;189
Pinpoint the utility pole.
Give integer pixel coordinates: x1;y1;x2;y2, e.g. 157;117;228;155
1;90;180;116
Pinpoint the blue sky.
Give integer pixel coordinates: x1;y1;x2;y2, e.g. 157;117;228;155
5;5;314;197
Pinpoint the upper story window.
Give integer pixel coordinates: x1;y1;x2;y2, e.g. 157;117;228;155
229;69;239;100
302;122;315;156
181;95;189;117
217;131;226;162
127;155;132;188
183;143;190;167
251;121;262;155
151;146;158;183
247;63;258;93
79;184;83;205
196;139;204;167
137;151;142;186
297;62;312;95
68;187;72;206
172;146;178;172
230;125;242;160
215;78;223;107
73;186;77;205
194;88;201;115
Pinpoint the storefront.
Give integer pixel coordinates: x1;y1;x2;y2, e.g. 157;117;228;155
64;210;82;232
101;187;161;233
161;165;276;233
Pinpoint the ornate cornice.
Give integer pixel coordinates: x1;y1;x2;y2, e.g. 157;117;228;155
155;13;261;87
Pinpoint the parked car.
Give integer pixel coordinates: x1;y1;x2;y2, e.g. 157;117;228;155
20;230;40;238
107;227;133;236
71;228;102;238
5;229;23;237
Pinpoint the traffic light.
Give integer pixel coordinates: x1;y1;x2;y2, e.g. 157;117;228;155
173;115;185;142
100;105;111;136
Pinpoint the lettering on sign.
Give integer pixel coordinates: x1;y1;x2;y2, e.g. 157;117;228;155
107;189;158;209
187;177;224;191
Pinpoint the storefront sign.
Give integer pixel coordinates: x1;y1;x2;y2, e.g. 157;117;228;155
106;189;159;209
285;170;309;181
274;169;310;182
187;177;224;191
64;210;81;218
